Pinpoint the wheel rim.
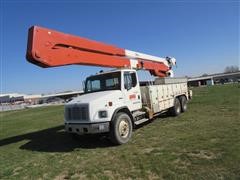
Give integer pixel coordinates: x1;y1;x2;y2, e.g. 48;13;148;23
118;119;129;138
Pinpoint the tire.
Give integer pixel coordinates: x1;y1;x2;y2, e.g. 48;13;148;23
110;112;133;145
180;96;187;112
170;98;181;116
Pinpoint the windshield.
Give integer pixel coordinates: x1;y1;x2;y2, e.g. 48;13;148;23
85;72;121;93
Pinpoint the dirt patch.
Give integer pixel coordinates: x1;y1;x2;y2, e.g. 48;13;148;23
13;167;23;176
141;147;163;154
173;158;191;169
103;170;115;179
54;171;70;180
13;167;23;172
71;173;87;179
187;150;218;160
147;170;161;179
62;153;71;157
43;173;48;179
142;148;155;154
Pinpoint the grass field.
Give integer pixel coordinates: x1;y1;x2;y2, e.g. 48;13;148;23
0;84;239;179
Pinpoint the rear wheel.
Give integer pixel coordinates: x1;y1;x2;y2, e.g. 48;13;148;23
180;96;187;112
170;98;181;116
110;112;132;145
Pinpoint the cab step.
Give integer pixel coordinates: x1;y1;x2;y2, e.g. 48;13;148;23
134;118;149;125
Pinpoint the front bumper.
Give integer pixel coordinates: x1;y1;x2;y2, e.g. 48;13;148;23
65;122;110;134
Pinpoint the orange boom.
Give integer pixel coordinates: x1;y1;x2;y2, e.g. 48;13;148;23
26;26;176;77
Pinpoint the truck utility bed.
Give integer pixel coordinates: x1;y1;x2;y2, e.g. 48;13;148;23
140;78;190;113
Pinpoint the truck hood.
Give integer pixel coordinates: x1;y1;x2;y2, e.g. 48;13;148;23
67;90;123;105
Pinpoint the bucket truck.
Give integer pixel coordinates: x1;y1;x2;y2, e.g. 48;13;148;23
26;26;192;144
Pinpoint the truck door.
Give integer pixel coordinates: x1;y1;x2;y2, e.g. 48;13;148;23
123;71;142;111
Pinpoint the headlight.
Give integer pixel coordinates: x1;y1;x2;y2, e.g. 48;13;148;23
99;111;107;118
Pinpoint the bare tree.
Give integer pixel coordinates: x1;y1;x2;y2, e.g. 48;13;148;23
224;65;239;73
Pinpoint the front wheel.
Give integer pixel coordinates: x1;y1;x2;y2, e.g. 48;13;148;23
110;112;133;145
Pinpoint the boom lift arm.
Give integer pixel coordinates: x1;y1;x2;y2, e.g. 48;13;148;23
26;26;176;77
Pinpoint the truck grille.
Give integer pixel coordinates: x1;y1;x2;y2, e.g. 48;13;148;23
66;105;89;121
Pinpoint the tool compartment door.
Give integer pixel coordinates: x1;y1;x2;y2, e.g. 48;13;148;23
149;86;159;113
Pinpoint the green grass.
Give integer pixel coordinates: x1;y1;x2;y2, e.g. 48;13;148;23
0;84;240;179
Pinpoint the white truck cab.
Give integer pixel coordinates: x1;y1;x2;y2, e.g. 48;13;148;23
65;69;192;144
